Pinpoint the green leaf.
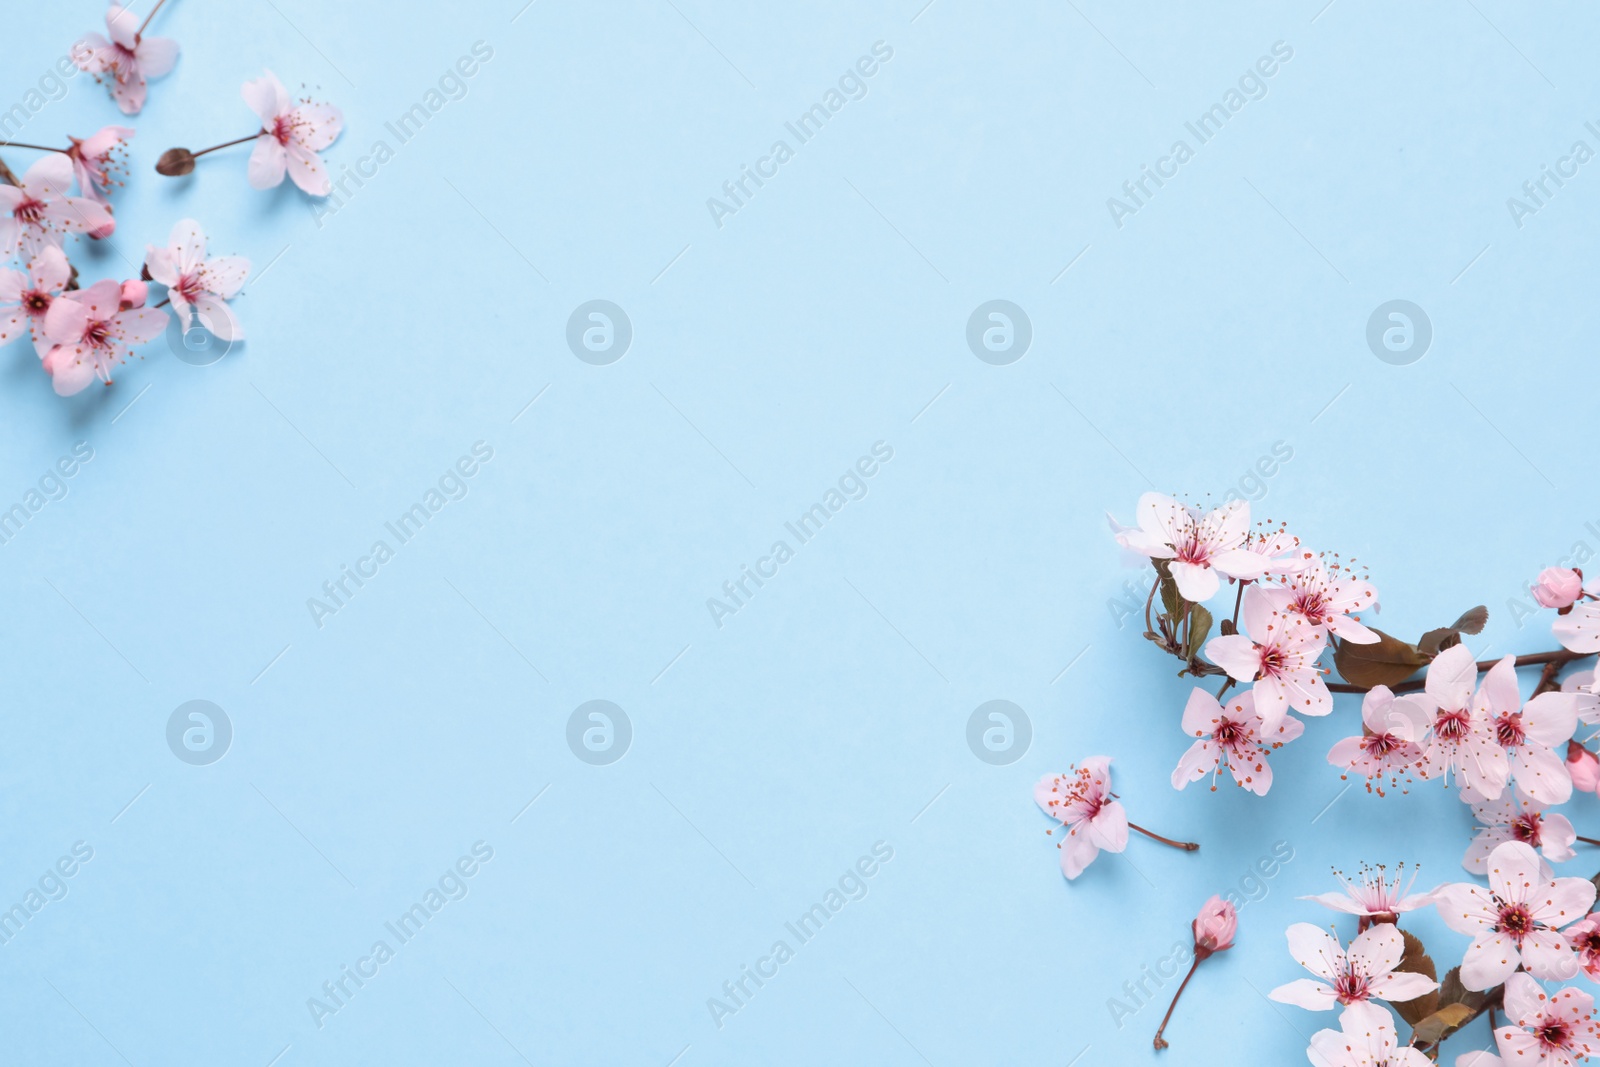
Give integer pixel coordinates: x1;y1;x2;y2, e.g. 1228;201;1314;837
1333;629;1432;689
1389;929;1439;1027
1183;604;1213;662
1157;564;1182;621
1410;1002;1476;1045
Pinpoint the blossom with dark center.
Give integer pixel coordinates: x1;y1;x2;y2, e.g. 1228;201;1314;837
1494;971;1600;1067
0;245;72;357
1415;643;1509;800
1172;687;1302;795
1302;863;1435;922
1033;757;1127;880
1111;493;1272;602
74;3;179;115
1276;555;1380;644
1435;841;1596;990
40;279;167;395
1465;792;1576;874
242;70;343;196
1269;922;1437;1011
1327;685;1430;795
0;154;114;260
1205;585;1332;730
1468;654;1579;806
1306;1003;1432;1067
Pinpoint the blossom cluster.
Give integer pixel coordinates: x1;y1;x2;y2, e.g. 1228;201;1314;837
1;2;345;396
1031;488;1600;1057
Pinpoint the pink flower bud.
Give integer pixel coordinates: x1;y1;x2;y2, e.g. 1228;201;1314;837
1569;740;1600;794
1192;895;1236;957
119;279;147;310
1534;567;1584;609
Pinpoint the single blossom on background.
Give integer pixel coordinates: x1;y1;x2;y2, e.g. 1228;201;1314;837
1565;911;1600;982
1301;863;1434;923
1193;895;1237;954
1153;895;1237;1050
1464;791;1576;874
1268;922;1438;1011
75;3;179;115
0;245;71;356
0;154;115;260
1112;493;1271;601
1493;971;1600;1066
1205;586;1332;729
1172;687;1303;795
242;70;344;196
1415;644;1509;800
1306;1003;1431;1067
40;279;167;395
66;125;135;205
1466;655;1577;805
1034;757;1128;880
144;218;251;341
1434;841;1596;990
1534;567;1586;610
1274;556;1380;644
1326;685;1429;795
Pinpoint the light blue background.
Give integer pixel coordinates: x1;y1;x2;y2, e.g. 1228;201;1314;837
3;0;1597;1063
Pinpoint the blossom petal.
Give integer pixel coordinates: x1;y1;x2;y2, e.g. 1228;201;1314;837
137;35;179;78
1204;634;1259;684
1460;931;1521;990
1434;882;1496;935
285;141;331;196
1520;929;1579;981
1268;978;1339;1011
1168;560;1219;602
1286;922;1345;981
242;70;290;125
247;137;288;190
1511;742;1573;806
1348;923;1404;978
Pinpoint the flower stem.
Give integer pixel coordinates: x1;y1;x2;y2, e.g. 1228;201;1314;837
1152;957;1201;1050
192;133;263;159
0;142;61;153
1128;822;1199;852
138;0;172;38
0;155;17;186
1328;648;1588;695
1231;581;1244;627
1577;835;1600;847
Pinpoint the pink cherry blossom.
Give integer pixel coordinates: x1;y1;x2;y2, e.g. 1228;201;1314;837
1565;912;1600;982
144;219;251;342
74;3;179;115
1172;687;1303;795
1494;971;1600;1067
1416;643;1509;800
1275;555;1380;644
1113;493;1271;601
1465;792;1576;874
66;125;135;206
40;279;167;395
1434;841;1596;990
242;70;344;196
119;279;147;308
1204;586;1332;729
1561;671;1600;729
1535;567;1586;610
1468;655;1577;805
1302;864;1434;921
1193;895;1237;954
0;246;72;357
1034;757;1128;880
0;154;115;260
1307;1003;1432;1067
1269;922;1439;1011
1327;685;1429;795
1566;741;1600;795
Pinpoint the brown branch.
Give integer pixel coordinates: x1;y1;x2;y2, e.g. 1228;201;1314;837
1328;649;1588;694
0;155;18;186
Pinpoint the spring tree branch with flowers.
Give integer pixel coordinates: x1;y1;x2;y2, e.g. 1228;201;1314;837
1;1;343;396
1035;491;1600;1062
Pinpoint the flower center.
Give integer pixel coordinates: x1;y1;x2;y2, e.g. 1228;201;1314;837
1495;901;1534;940
271;114;296;146
1293;591;1328;624
23;290;50;315
82;319;112;349
1537;1019;1573;1050
13;197;44;225
1511;814;1544;845
1435;709;1471;743
1361;733;1399;758
1332;969;1371;1003
1495;713;1526;748
1580;930;1600;955
1258;646;1286;678
175;274;203;302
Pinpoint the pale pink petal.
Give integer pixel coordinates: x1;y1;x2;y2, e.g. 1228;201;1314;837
247;137;288;190
284;141;329;195
1286;922;1345;981
199;254;250;298
106;4;139;50
1204;634;1259;684
294;102;344;150
1168;560;1219;602
1172;738;1218;790
1501;971;1545;1027
1512;743;1573;806
191;293;241;342
1555;603;1600;653
0;308;27;345
1326;614;1380;643
1210;547;1270;582
169;218;206;272
242;70;290;126
0;269;23;305
1542;812;1578;865
43;295;89;344
22;153;74;200
110;73;147;116
136;35;178;78
1529;876;1597;928
1460;931;1521;990
32;245;71;290
1060;827;1098;880
1427;643;1478;710
1493;1029;1543;1062
1464;827;1512;874
1268;978;1339;1011
1088;800;1127;852
145;246;179;287
48;349;99;395
1367;970;1439;1002
1488;841;1546;905
1347;923;1404;978
1519;928;1580;981
1522;692;1579;748
113;307;168;346
1434;883;1497;935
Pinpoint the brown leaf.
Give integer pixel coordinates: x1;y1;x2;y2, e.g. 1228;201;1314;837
1389;929;1439;1026
155;147;196;176
1410;1002;1477;1045
1418;606;1490;656
1452;606;1489;635
1436;966;1488;1012
1333;629;1431;689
